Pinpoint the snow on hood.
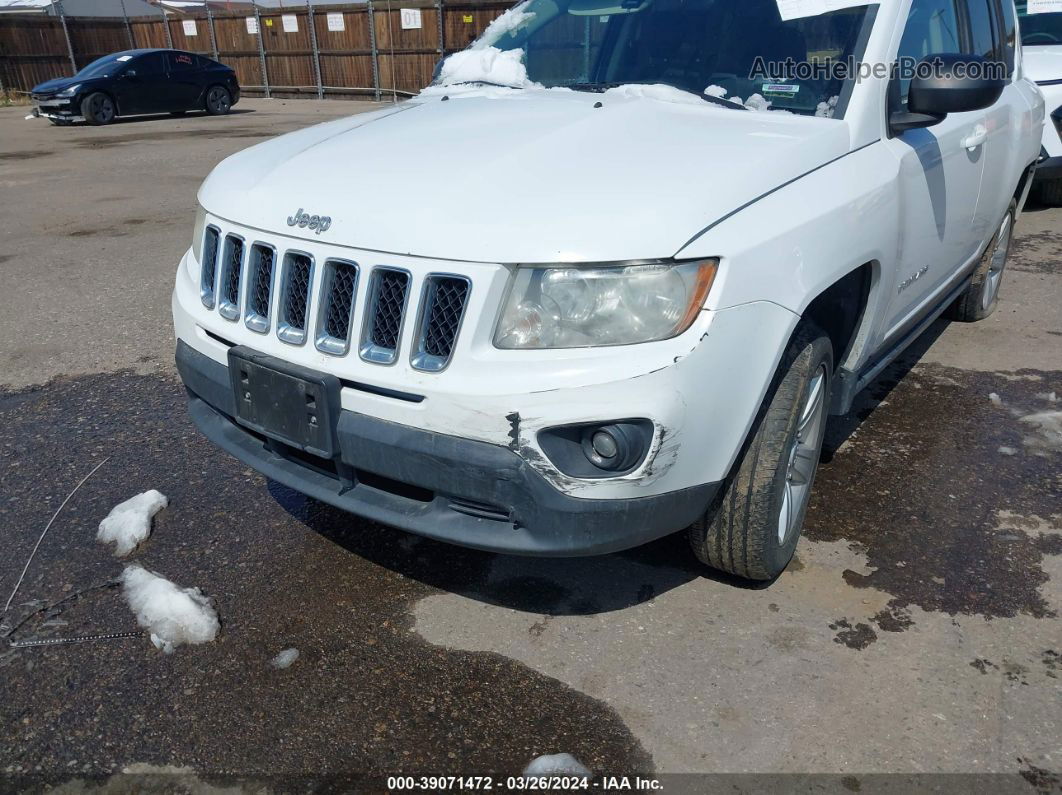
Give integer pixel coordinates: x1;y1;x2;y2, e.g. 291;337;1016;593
200;89;852;263
1023;45;1062;84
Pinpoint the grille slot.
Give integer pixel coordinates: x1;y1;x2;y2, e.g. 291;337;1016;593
245;243;276;334
200;226;220;309
277;252;314;346
360;268;410;365
314;259;359;356
412;275;471;372
218;235;245;321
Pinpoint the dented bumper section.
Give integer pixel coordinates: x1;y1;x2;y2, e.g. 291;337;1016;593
176;340;719;556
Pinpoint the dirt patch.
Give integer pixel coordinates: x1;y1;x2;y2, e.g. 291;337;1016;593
810;363;1062;621
0;371;651;782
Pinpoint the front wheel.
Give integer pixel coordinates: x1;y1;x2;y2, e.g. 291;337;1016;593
948;201;1015;322
80;92;115;125
205;86;232;116
688;322;833;581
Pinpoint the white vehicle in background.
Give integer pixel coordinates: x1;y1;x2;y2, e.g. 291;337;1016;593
1018;1;1062;204
173;0;1043;582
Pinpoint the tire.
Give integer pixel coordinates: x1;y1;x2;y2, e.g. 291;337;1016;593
80;92;116;126
1039;179;1062;208
205;85;232;116
948;201;1015;322
688;322;833;581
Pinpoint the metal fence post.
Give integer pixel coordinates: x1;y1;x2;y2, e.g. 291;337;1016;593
206;6;219;61
120;0;135;48
52;0;77;75
161;7;174;49
436;0;445;60
367;0;381;101
306;0;323;99
253;3;270;98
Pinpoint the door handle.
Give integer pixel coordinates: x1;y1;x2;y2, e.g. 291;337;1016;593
962;124;988;151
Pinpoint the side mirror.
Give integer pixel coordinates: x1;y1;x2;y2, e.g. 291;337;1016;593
123;69;137;79
890;54;1006;134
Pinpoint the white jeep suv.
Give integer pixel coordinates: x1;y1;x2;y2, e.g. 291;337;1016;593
1018;1;1062;203
173;0;1044;581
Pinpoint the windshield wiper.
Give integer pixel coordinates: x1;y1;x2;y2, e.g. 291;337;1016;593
569;80;748;110
446;80;525;90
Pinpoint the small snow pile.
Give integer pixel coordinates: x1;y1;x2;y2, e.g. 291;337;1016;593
998;446;1018;456
97;490;168;557
816;95;840;119
522;754;591;781
701;84;774;112
1019;411;1062;455
603;83;704;106
435;47;536;89
989;392;1004;408
122;565;219;654
270;648;299;669
480;3;536;45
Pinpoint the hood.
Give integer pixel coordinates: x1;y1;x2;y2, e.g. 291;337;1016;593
200;88;852;263
1023;45;1062;84
31;75;100;95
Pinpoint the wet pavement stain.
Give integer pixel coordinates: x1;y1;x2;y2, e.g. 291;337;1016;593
0;371;651;782
810;358;1062;623
1009;226;1062;277
828;618;878;650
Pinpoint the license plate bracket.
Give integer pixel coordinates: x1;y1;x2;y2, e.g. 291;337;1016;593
228;346;341;459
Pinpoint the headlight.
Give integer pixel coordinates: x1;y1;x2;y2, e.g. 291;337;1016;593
494;259;718;349
192;205;207;264
56;84;80;98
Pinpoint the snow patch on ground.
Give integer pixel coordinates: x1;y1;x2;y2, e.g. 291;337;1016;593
270;648;299;669
435;47;537;89
988;392;1062;455
97;490;168;557
522;753;591;779
480;3;536;45
121;565;219;654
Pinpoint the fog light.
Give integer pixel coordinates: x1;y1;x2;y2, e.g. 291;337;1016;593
581;423;647;472
591;430;619;460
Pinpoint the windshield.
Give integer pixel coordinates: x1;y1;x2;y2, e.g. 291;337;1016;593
1018;2;1062;46
76;54;132;79
439;0;875;116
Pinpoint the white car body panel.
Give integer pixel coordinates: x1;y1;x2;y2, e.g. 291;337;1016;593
172;0;1045;554
1024;45;1062;159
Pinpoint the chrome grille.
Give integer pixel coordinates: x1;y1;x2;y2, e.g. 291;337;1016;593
360;268;410;365
315;260;360;356
412;276;470;372
218;235;244;321
200;226;220;308
198;229;476;372
278;252;313;346
245;243;276;334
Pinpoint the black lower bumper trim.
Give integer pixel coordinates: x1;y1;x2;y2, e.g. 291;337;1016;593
176;340;718;557
1035;154;1062;183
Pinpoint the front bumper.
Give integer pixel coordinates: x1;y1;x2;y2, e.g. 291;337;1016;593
177;339;720;556
31;96;83;123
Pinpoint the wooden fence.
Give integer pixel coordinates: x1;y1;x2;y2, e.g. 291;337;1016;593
0;1;512;99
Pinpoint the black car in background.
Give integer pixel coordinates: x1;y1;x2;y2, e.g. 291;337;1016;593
30;49;240;126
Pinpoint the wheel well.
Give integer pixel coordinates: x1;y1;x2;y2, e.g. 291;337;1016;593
802;263;873;369
81;89;119;117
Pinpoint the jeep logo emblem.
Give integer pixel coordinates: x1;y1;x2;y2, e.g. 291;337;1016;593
286;208;332;235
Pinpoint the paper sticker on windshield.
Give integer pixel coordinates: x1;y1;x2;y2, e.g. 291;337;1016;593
776;0;876;22
117;55;132;61
1027;0;1062;13
763;83;799;97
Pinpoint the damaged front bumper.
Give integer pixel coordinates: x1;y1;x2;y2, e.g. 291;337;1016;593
30;97;84;123
176;340;719;556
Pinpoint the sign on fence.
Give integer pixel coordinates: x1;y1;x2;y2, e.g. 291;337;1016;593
282;14;298;32
327;12;345;31
246;17;258;34
400;8;423;29
182;19;197;36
